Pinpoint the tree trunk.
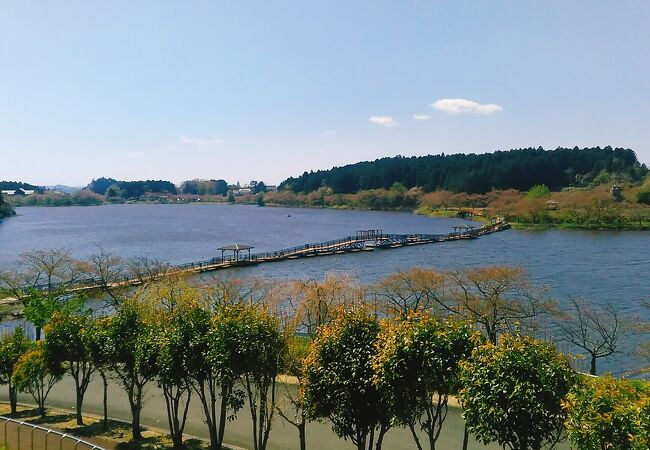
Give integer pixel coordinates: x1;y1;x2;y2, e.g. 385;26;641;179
163;386;191;450
217;391;228;450
462;424;469;450
298;422;306;450
75;390;84;425
128;387;143;440
195;381;219;450
375;425;388;450
8;382;18;415
74;376;85;425
407;422;424;450
37;382;46;417
590;354;597;375
101;372;108;430
35;326;42;341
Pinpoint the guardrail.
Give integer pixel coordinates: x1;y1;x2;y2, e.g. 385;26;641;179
0;416;104;450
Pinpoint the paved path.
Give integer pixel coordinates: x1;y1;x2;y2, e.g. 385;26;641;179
1;375;568;450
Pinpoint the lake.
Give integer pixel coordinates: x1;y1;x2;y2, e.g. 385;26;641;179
1;204;649;374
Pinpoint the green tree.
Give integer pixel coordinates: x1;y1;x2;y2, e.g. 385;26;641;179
637;189;650;205
276;336;311;450
526;184;551;199
0;191;15;218
185;303;244;450
459;335;575;450
154;322;192;449
215;305;286;450
12;341;63;417
253;181;268;194
390;181;407;193
256;192;266;207
304;307;391;450
44;310;96;425
102;301;156;439
373;314;478;450
563;375;649;450
24;291;84;340
0;327;32;415
85;317;112;430
144;279;205;449
227;191;236;203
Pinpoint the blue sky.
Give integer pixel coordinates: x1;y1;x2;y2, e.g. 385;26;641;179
1;1;649;186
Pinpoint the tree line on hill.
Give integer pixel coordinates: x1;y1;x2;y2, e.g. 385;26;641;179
88;177;179;198
280;146;648;194
0;249;648;450
0;181;42;192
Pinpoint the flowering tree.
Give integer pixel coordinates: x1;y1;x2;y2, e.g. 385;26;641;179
13;341;63;417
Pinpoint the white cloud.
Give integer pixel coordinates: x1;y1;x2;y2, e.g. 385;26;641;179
369;115;399;128
179;135;223;149
413;113;431;121
431;98;503;115
322;130;337;135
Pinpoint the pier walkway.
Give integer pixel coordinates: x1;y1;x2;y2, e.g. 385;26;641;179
29;221;510;293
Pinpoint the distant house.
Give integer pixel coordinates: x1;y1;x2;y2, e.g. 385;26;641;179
546;199;559;210
233;188;253;196
265;185;278;192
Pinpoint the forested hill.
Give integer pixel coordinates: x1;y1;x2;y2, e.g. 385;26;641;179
280;147;648;194
88;177;177;198
0;181;41;191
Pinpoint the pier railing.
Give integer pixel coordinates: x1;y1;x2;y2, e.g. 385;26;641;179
25;221;510;293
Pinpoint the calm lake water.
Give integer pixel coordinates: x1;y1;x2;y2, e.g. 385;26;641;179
1;204;649;374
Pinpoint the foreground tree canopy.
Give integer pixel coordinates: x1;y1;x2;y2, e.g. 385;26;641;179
304;307;391;450
373;314;478;450
0;265;648;449
564;375;649;450
459;335;576;450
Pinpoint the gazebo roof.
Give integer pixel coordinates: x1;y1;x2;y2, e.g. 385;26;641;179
218;243;255;251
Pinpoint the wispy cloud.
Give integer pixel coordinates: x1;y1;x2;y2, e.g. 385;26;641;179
369;115;399;128
322;130;337;135
431;98;503;115
179;135;223;149
413;113;431;121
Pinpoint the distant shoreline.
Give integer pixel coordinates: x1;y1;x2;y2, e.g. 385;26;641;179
6;199;650;231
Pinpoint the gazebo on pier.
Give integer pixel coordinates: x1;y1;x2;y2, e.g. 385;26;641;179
219;243;254;261
452;224;476;236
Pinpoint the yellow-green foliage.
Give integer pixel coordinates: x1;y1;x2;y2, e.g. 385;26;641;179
459;334;576;450
304;307;391;448
563;375;650;450
372;314;478;448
